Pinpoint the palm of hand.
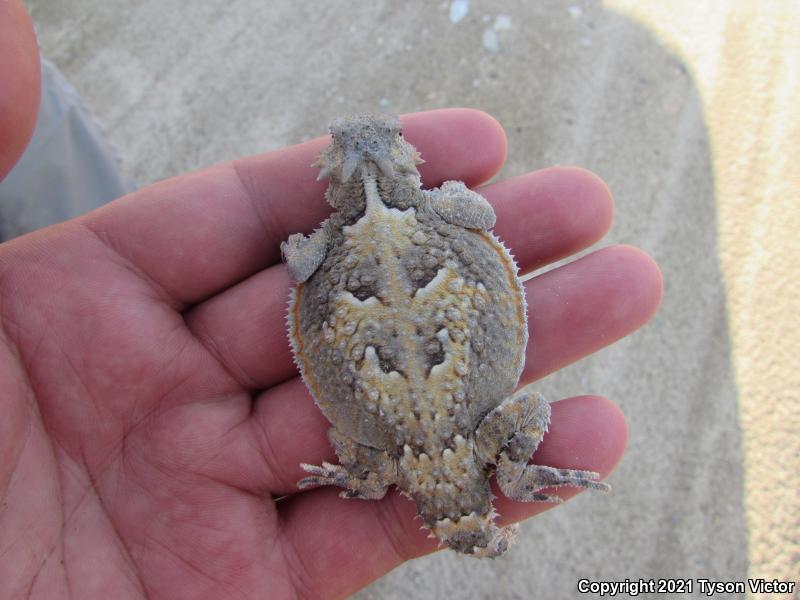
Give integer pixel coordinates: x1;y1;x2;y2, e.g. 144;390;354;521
0;110;660;600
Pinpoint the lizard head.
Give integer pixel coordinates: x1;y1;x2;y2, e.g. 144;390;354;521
314;114;424;184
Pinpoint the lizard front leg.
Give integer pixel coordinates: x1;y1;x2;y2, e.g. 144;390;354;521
424;181;496;230
281;223;330;284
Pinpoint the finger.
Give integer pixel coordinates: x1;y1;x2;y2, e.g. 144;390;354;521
185;166;614;390
0;1;40;179
81;109;507;306
487;166;614;272
276;395;626;600
521;244;663;382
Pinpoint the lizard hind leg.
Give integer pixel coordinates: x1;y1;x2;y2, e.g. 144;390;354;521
298;428;397;500
474;384;610;503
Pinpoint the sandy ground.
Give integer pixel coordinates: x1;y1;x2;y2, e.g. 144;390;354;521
14;1;798;598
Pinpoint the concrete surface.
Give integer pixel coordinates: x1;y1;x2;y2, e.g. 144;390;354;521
19;0;798;598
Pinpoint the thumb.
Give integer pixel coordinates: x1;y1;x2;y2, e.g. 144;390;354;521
0;0;41;181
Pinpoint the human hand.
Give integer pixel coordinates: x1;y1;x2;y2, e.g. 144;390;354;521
0;109;662;599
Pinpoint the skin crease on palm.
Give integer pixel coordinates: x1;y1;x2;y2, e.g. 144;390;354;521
0;6;662;600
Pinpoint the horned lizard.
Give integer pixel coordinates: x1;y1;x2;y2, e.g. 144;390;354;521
282;114;609;557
